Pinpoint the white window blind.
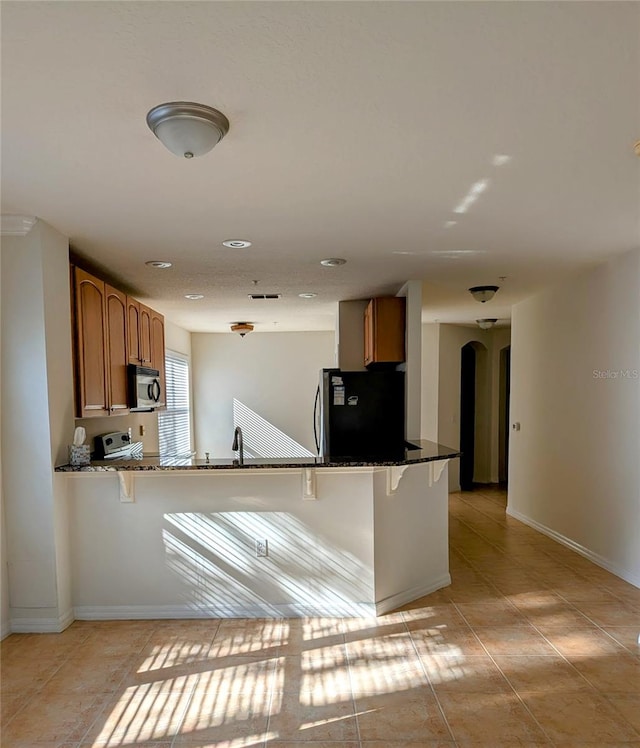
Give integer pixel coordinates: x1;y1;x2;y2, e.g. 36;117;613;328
158;351;192;457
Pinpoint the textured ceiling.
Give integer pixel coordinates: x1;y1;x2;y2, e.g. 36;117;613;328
2;1;639;332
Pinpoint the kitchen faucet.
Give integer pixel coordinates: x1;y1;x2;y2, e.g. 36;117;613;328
232;426;244;466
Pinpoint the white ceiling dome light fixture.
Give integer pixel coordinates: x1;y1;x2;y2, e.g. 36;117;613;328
145;260;172;268
469;285;499;303
320;258;346;267
477;318;498;330
146;102;230;159
230;322;254;337
223;239;252;249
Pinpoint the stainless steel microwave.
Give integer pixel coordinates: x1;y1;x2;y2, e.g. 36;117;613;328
128;364;164;411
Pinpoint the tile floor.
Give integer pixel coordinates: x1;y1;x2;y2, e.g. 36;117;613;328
1;486;639;747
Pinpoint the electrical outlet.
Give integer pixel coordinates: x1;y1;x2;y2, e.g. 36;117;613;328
255;539;268;558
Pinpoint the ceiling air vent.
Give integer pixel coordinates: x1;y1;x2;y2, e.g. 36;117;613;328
248;294;281;300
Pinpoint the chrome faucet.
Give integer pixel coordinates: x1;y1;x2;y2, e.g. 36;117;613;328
232;426;244;466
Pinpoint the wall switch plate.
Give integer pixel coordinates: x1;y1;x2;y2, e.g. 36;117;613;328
255;539;268;557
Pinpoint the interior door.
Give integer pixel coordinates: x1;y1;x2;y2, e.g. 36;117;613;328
459;343;476;491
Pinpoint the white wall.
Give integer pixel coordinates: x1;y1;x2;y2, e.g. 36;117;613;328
397;280;423;440
68;469;377;617
0;240;8;637
165;319;192;358
0;483;8;638
420;323;440;443
1;220;75;630
509;248;640;587
432;323;511;490
67;462;450;618
437;325;491;489
490;328;512;483
373;461;449;608
192;331;335;459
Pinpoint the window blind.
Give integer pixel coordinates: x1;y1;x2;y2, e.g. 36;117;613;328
158;351;192;457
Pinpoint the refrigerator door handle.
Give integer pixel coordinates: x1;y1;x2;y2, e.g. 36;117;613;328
313;385;320;455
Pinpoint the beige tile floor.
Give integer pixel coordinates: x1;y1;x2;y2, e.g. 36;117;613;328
1;486;639;747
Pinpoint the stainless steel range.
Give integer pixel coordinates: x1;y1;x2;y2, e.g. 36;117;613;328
94;431;143;460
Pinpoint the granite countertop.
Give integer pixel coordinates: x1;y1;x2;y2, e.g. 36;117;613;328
55;439;461;472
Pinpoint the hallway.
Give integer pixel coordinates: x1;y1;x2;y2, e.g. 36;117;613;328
1;487;639;746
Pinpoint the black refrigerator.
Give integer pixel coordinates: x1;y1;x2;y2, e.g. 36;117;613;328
314;369;405;458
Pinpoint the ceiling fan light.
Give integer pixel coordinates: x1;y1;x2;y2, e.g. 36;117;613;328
146;102;229;158
230;322;254;337
469;285;499;303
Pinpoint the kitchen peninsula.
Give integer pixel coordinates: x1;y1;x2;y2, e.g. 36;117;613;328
58;440;459;618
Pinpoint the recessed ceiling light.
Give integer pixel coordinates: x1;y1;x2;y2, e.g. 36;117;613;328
184;293;204;300
320;258;346;267
146;260;172;268
223;239;252;249
299;292;317;298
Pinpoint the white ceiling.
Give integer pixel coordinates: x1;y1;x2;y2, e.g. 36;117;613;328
2;1;638;332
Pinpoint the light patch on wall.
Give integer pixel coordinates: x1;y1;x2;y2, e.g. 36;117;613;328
233;399;314;458
163;511;373;617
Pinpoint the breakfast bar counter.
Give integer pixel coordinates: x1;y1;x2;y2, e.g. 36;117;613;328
58;441;459;619
56;439;460;471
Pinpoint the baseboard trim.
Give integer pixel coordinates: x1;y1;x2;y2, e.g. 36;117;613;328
10;608;75;634
375;574;451;616
506;507;640;589
74;601;377;620
1;619;12;640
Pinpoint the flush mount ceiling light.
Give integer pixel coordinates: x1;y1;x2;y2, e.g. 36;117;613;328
230;322;254;337
146;260;172;269
469;285;499;303
477;318;498;330
184;293;204;300
320;258;346;267
299;292;317;298
223;239;252;249
146;102;229;159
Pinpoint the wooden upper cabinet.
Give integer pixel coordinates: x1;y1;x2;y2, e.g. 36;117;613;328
127;298;153;367
127;297;141;365
105;284;129;414
364;296;406;367
138;303;153;365
71;264;167;417
73;267;109;417
150;310;166;408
